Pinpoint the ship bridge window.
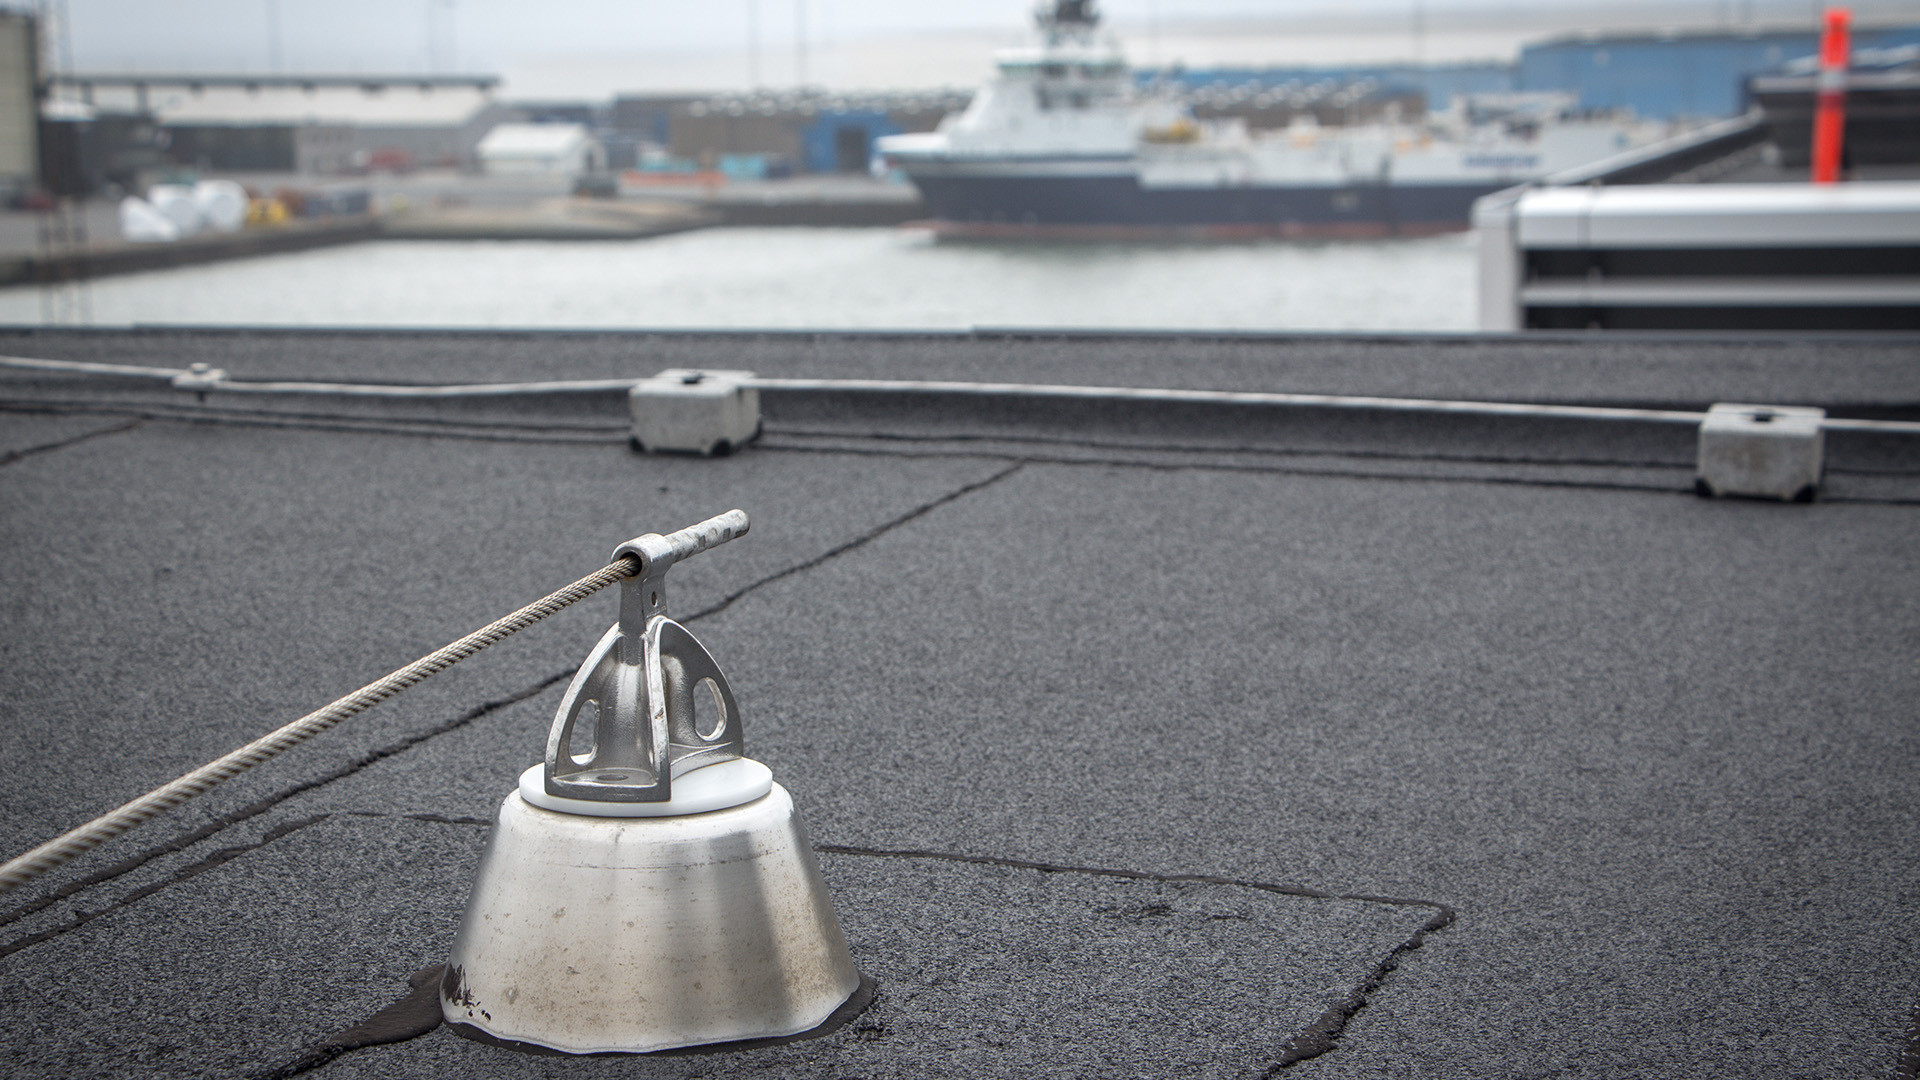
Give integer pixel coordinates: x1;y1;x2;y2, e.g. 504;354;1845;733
1043;64;1068;78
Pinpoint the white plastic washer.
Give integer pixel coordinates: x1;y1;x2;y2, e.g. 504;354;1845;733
517;758;773;818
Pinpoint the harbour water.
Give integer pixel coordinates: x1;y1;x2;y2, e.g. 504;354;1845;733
0;227;1480;333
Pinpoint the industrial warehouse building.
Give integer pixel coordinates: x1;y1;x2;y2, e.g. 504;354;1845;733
41;73;511;177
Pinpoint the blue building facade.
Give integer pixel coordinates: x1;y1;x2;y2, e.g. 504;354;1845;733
1148;23;1920;123
802;111;901;174
1517;25;1920;119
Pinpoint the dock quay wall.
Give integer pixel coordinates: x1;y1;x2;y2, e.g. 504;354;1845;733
0;189;922;285
0;217;380;289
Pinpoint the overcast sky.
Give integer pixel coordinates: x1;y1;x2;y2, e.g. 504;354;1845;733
33;0;1875;95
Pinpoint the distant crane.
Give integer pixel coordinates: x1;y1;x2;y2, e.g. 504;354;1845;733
426;0;457;74
795;0;807;88
1412;0;1425;69
747;0;761;88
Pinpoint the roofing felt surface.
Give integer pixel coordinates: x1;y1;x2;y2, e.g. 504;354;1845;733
0;327;1916;1079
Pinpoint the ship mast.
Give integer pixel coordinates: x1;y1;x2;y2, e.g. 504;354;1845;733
1037;0;1100;44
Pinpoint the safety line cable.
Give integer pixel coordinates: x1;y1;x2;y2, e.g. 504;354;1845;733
10;353;1920;434
0;556;637;894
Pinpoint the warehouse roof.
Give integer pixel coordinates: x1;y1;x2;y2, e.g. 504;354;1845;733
54;78;499;129
0;325;1916;1079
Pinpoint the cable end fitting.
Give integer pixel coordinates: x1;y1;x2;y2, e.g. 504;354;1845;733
170;363;228;392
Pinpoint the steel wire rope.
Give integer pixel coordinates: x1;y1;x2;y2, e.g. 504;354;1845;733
9;353;1920;434
0;556;639;894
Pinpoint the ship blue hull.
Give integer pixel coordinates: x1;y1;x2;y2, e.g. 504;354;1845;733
904;171;1503;238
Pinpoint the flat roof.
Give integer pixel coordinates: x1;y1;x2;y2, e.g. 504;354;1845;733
51;77;499;129
0;326;1916;1078
52;73;502;91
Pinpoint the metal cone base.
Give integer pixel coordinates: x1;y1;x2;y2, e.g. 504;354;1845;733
441;779;862;1054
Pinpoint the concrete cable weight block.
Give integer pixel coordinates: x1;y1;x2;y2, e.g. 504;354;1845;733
1696;403;1825;502
629;369;762;456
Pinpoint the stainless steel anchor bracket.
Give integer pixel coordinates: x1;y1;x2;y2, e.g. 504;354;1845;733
544;510;750;803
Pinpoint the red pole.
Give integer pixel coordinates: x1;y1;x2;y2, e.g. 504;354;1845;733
1811;7;1851;184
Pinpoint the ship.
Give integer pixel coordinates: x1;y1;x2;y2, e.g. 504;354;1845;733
876;0;1653;239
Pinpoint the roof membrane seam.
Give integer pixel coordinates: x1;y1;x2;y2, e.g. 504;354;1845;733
0;671;573;942
0;399;626;446
0;417;143;467
244;839;1456;1077
0;397;623;432
1828;464;1920;478
1821;494;1920;507
763;425;1697;471
0;813;334;964
680;462;1027;625
249;960;452;1080
1896;1002;1920;1080
1032;454;1696;497
0;400;1703;476
758;442;1697;498
816;843;1455;1072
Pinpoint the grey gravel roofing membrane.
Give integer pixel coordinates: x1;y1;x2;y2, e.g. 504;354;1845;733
0;326;1917;1079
